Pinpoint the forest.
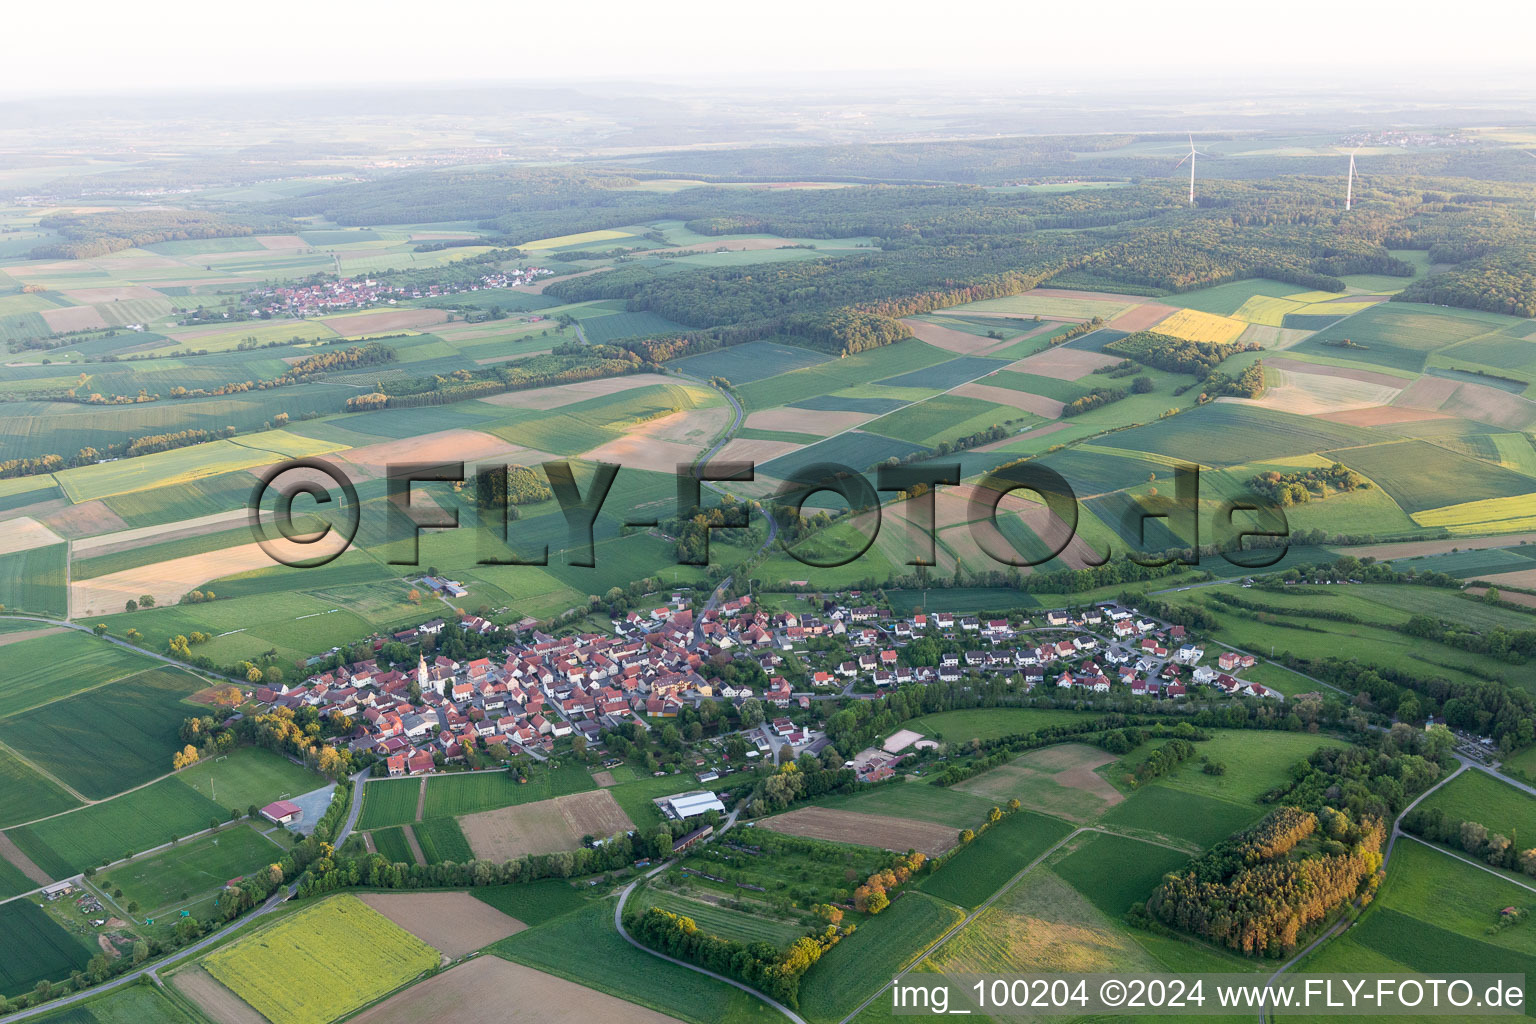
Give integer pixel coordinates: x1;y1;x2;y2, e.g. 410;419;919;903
1143;806;1385;956
249;156;1536;333
1105;331;1258;376
30;209;295;259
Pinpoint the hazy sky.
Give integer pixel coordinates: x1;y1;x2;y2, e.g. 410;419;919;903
8;0;1532;97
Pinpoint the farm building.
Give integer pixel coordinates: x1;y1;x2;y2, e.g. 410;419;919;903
659;791;726;820
259;799;303;826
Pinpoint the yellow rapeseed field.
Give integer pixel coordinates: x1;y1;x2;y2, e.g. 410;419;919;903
519;229;634;250
1149;308;1248;345
202;895;438;1024
1413;493;1536;533
1232;295;1306;326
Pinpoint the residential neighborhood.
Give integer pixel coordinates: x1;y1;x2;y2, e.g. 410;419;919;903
244;589;1284;784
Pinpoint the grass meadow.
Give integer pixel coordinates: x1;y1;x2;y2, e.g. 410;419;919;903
920;810;1075;907
0;666;213;798
7;776;228;878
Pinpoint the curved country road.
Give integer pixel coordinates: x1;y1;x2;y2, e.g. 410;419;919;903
3;769;369;1022
1257;758;1470;1023
613;838;808;1024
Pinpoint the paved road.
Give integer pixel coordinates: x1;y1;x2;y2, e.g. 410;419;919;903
7;771;371;1021
614;859;807;1024
1257;757;1470;1023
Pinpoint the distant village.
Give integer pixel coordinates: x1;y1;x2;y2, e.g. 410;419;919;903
246;589;1286;790
247;266;554;318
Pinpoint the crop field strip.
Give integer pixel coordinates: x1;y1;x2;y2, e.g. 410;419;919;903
0;665;219;799
0;900;94;998
203;895;439;1024
6;775;230;878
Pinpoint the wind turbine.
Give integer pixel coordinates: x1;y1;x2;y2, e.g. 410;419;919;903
1345;148;1359;211
1173;134;1209;205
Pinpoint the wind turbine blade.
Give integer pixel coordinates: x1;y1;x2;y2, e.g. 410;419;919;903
1174;154;1191;169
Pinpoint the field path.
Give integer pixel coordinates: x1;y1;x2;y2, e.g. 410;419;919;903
0;831;51;885
414;777;428;822
0;735;90;805
403;825;427;867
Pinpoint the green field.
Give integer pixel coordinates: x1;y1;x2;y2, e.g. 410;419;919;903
863;393;1017;447
0;752;80;830
605;772;703;828
1327;439;1536;514
470;879;592;926
0;666;212;799
758;431;930;481
1051;831;1191;918
100;470;264;527
1419;770;1536;842
0;630;155;717
1300;841;1536;998
7;776;229;878
1097;787;1262;849
357;778;423;830
1154;729;1353;805
811;778;1001;828
0;900;94;998
0;543;67;616
494;900;779;1024
1101;403;1382;468
1294;303;1518;373
99;823;281;917
55;433;344;504
24;980;200;1024
421;764;597;818
672;340;831;384
0;854;36;900
412;816;473;864
901;708;1098;744
175;746;326;812
370;826;415;864
737;339;950;411
919;809;1075;907
797;891;965;1024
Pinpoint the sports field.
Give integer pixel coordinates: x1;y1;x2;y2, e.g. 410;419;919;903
99;823;281;917
175;747;325;812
